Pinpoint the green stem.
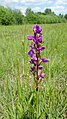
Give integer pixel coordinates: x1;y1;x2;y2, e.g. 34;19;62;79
36;91;38;119
36;52;39;91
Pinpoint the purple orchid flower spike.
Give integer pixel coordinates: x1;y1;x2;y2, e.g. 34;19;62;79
27;24;49;91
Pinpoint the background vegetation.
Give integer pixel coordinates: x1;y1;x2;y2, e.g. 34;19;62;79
0;23;66;118
0;6;67;25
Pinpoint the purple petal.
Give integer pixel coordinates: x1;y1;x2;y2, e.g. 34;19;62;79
38;65;43;70
41;58;49;62
27;36;33;40
32;55;37;61
33;24;42;33
40;73;44;78
30;66;35;72
34;39;39;44
39;46;45;51
36;48;40;52
30;45;35;49
29;59;36;65
29;59;34;64
37;36;42;43
34;35;42;44
28;50;34;57
36;25;42;33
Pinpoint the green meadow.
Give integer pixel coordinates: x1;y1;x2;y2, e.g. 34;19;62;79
0;23;67;119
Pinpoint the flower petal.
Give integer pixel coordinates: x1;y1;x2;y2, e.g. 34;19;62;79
28;50;34;57
30;45;35;49
36;25;42;33
30;66;35;72
29;59;34;64
27;36;34;40
40;73;44;78
39;46;45;51
38;36;42;43
41;58;49;62
33;24;42;33
38;65;43;70
32;55;37;61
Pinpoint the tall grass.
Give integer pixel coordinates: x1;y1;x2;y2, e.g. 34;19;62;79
0;24;67;119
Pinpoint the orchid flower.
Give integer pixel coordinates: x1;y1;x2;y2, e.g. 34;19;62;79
27;24;49;91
